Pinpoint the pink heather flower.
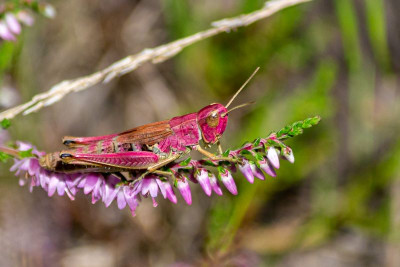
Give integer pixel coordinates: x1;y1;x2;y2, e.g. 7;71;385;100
250;163;265;180
140;178;160;207
131;177;177;207
208;173;223;195
0;21;15;41
5;13;21;34
121;186;140;216
157;179;177;204
267;147;280;169
238;159;254;184
282;147;295;163
259;158;276;177
177;177;192;205
16;11;34;26
220;169;237;195
101;175;139;216
196;169;212;196
102;175;120;207
11;155;77;200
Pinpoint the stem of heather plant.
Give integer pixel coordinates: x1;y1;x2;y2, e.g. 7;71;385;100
0;146;21;159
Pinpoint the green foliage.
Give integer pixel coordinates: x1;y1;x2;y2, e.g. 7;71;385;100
18;148;34;158
179;157;192;166
1;118;11;129
276;116;321;139
0;151;11;163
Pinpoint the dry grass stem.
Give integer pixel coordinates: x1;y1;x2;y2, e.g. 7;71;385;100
0;0;311;120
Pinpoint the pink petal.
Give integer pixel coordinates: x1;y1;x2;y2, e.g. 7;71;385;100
48;175;59;197
57;180;66;196
177;178;192;205
83;174;101;194
16;11;34;26
148;179;159;198
163;181;177;204
221;171;237;195
260;159;276;177
250;164;265;180
267;147;280;169
152;197;158;207
155;179;167;198
196;169;212;196
5;13;21;34
238;159;254;183
209;174;223;196
117;191;126;209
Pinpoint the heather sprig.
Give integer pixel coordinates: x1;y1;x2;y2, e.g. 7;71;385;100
3;116;320;216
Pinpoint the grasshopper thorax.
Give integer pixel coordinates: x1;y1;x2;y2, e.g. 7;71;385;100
197;103;228;144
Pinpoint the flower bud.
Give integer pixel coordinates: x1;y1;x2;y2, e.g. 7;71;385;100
196;169;212;196
16;11;34;26
219;169;237;195
238;159;254;184
5;13;21;34
0;21;15;41
209;173;223;196
267;147;280;169
283;147;295;163
259;158;276;177
177;177;192;205
250;163;265;180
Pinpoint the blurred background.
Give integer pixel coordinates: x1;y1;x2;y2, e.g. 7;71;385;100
0;0;399;266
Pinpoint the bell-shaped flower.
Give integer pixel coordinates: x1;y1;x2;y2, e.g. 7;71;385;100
238;159;254;184
0;21;15;41
282;147;295;163
196;169;212;196
250;163;265;180
219;169;237;195
209;173;223;196
259;158;276;177
177;176;192;205
5;13;21;34
158;180;177;204
267;147;280;169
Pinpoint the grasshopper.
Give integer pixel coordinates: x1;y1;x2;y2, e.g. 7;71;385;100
39;68;259;179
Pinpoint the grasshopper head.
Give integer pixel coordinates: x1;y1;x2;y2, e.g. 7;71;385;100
197;67;259;144
197;103;228;144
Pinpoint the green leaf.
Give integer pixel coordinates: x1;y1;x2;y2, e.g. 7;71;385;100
1;118;11;129
18;149;34;158
217;166;225;174
255;152;264;162
222;150;231;157
180;157;192;166
267;139;280;147
253;138;261;147
0;151;11;163
239;150;252;156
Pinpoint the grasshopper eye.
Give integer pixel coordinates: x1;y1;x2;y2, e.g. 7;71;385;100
206;112;219;128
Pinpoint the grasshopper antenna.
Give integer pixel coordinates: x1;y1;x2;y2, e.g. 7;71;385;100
222;101;255;117
225;67;260;109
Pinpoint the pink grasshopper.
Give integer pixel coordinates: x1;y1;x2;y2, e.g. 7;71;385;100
39;68;259;179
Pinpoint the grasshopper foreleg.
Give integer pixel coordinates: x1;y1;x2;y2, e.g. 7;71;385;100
195;145;238;163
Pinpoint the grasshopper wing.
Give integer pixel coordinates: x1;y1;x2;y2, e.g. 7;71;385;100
60;151;159;170
63;120;173;148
